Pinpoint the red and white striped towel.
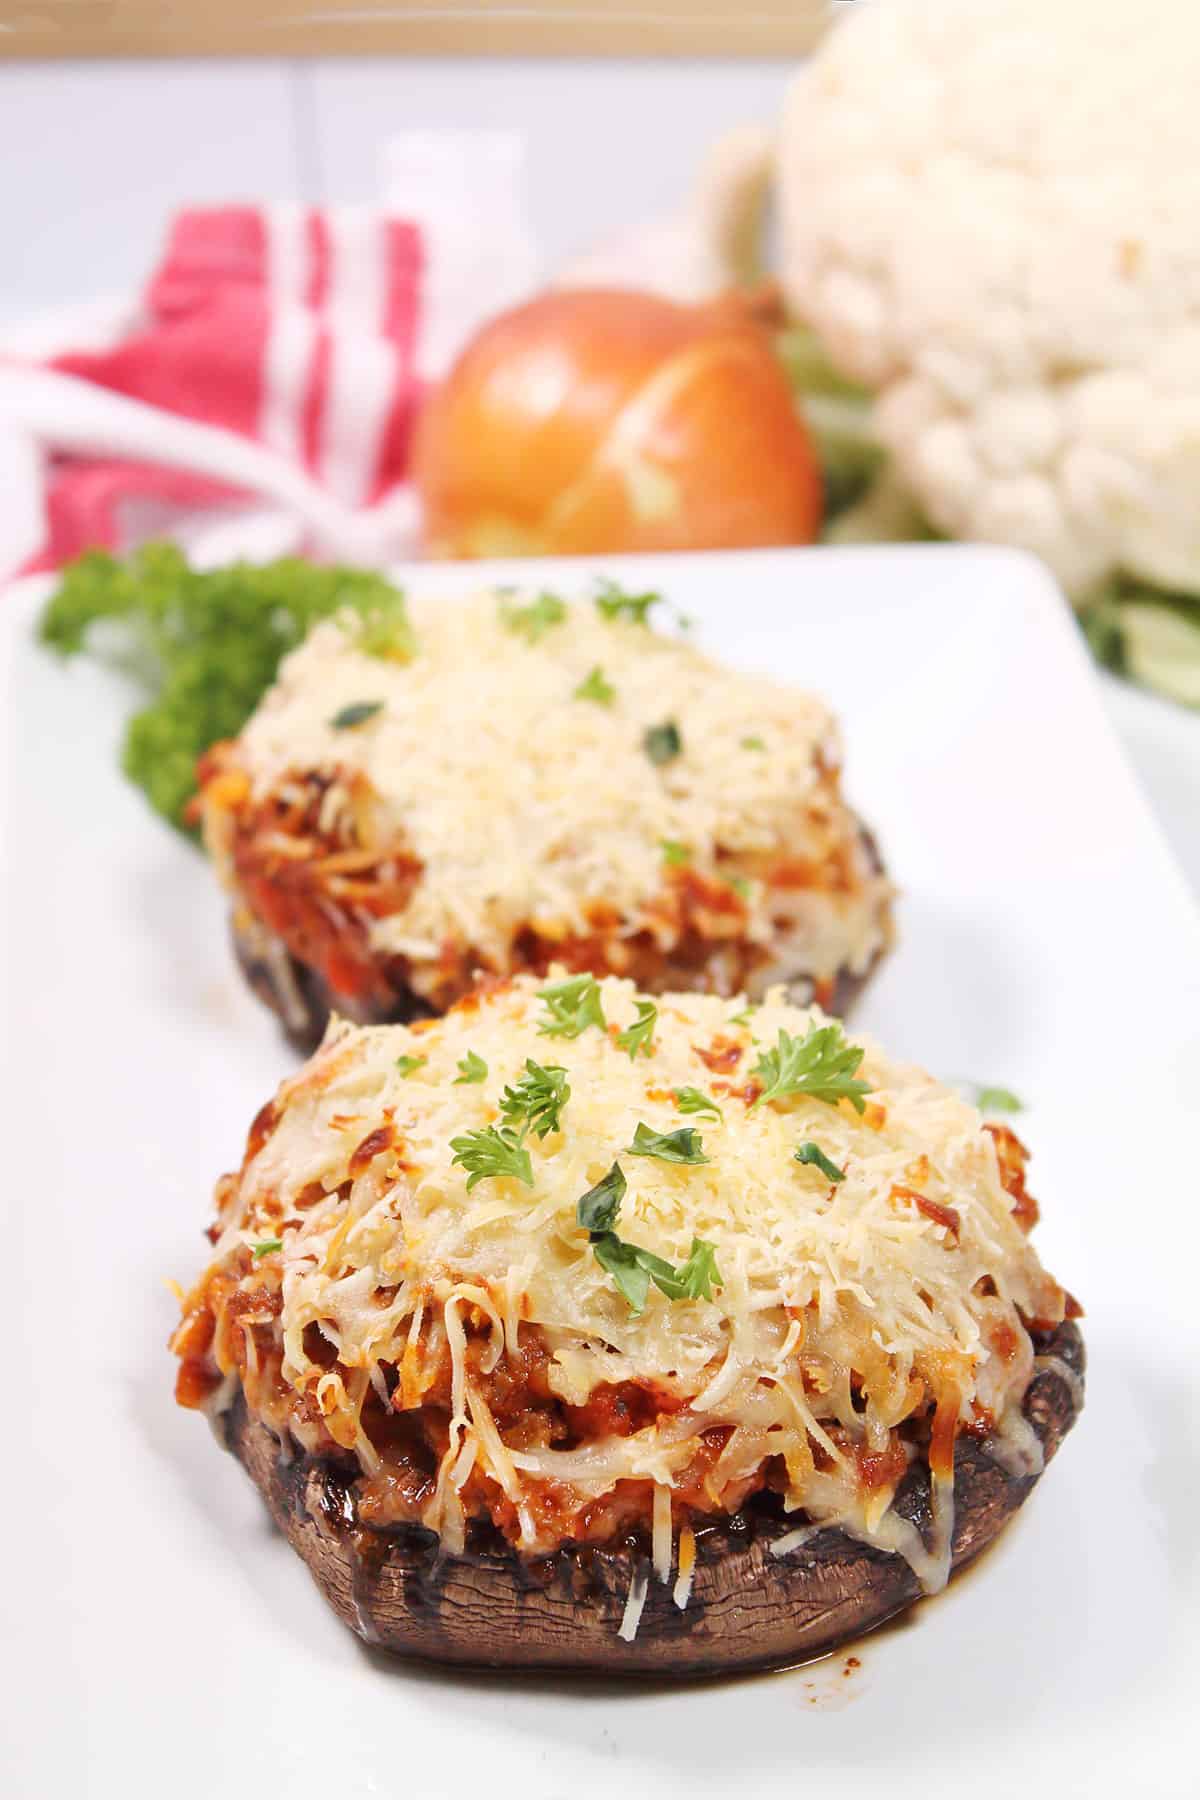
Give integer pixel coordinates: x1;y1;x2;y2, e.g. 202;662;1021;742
0;137;538;579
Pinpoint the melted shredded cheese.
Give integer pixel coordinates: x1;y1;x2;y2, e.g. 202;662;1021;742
215;590;890;998
177;975;1069;1599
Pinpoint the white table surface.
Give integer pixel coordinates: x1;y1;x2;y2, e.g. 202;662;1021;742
1;55;1195;895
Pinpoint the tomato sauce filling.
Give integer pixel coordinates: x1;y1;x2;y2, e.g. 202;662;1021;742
198;752;883;1013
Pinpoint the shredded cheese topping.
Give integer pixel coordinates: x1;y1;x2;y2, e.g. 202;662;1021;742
214;590;890;998
175;975;1068;1600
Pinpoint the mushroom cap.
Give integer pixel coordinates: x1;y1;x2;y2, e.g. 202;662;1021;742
223;1320;1083;1677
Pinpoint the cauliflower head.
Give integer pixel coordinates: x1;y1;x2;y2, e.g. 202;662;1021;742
777;0;1200;598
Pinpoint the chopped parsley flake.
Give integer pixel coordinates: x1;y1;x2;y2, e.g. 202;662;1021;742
727;875;751;899
576;1163;722;1313
395;1054;426;1077
626;1121;709;1165
729;1004;756;1027
499;1059;571;1138
673;1086;723;1121
500;590;567;642
449;1125;534;1191
794;1141;846;1184
594;579;661;626
453;1051;488;1085
329;699;384;730
574;665;616;706
660;839;691;866
751;1021;870;1113
356;588;416;662
615;999;657;1060
644;720;682;765
974;1084;1023;1114
537;973;607;1039
576;1162;627;1234
741;735;767;751
251;1238;283;1259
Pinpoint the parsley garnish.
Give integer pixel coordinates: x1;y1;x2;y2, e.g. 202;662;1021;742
576;1161;627;1233
626;1121;709;1164
644;720;682;765
594;579;661;626
574;665;616;706
615;999;657;1060
592;1234;723;1312
500;590;567;642
741;735;766;751
329;699;384;730
673;1086;723;1121
974;1084;1023;1114
453;1051;488;1084
729;1004;756;1027
251;1238;283;1259
660;839;691;866
751;1021;870;1113
449;1125;534;1191
664;1239;723;1301
499;1059;570;1138
357;587;416;662
576;1164;722;1314
537;973;607;1039
451;1060;568;1189
590;1235;675;1314
727;875;751;899
395;1054;426;1077
795;1141;846;1184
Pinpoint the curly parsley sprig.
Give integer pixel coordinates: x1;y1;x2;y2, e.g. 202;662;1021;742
450;1056;570;1190
751;1021;870;1112
499;1059;571;1138
449;1125;534;1191
537;974;607;1039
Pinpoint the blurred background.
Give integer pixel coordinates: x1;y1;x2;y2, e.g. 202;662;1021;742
1;0;1196;886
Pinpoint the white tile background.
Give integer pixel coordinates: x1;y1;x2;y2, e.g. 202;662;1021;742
0;55;1195;894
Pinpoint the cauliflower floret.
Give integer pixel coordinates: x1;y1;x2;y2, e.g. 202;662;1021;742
777;0;1200;597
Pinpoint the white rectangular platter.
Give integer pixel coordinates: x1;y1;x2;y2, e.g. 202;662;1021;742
2;545;1198;1799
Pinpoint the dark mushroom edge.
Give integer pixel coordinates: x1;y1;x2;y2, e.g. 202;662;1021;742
219;1319;1082;1678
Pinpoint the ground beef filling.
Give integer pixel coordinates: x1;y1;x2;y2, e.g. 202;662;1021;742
174;1138;1042;1556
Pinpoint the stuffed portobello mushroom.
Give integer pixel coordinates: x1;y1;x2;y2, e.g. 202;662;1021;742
171;974;1083;1675
194;585;893;1047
